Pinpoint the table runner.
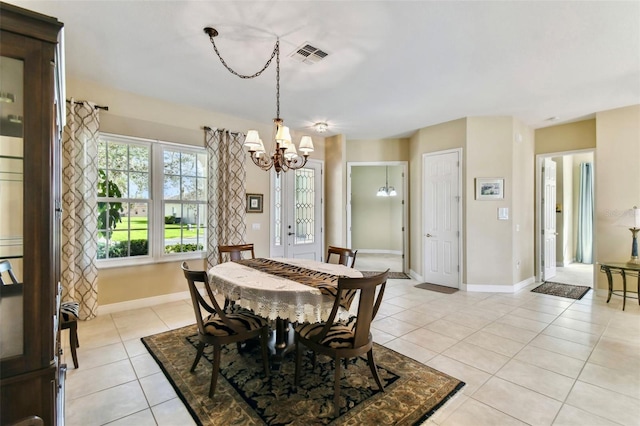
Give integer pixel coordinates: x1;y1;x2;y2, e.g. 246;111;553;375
236;258;356;310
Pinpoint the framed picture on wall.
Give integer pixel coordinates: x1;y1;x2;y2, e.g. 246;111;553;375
246;193;263;213
475;178;504;200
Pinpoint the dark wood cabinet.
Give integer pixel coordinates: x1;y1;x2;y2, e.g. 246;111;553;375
0;3;64;425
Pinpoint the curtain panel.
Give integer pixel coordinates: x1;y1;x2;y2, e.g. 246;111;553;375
576;162;594;264
205;128;247;268
61;99;100;320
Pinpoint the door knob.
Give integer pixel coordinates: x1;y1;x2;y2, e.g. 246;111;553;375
425;234;433;237
288;232;295;236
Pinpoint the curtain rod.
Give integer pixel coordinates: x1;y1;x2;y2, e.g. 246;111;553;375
203;126;240;136
65;99;109;111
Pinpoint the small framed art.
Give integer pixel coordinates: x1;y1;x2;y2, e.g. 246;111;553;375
246;193;263;213
475;178;504;200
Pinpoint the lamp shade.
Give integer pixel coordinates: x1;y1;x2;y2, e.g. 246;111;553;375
299;136;314;154
275;125;292;147
244;130;261;150
615;206;640;228
284;143;297;160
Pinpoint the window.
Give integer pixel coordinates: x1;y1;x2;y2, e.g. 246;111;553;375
97;133;207;265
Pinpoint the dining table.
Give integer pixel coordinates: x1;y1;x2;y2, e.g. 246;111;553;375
208;257;363;366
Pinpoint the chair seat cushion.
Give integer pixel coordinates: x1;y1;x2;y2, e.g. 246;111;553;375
60;301;80;321
203;305;268;337
295;316;357;349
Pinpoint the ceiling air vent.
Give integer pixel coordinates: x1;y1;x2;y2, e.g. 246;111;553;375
289;43;328;65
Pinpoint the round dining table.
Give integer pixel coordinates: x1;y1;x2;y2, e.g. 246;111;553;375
208;257;363;366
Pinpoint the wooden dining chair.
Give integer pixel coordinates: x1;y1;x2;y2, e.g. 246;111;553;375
0;259;19;285
325;245;358;268
218;243;255;264
294;269;389;415
181;262;270;398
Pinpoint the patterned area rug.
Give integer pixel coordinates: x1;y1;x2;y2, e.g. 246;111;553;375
531;282;591;300
360;271;410;279
142;325;464;426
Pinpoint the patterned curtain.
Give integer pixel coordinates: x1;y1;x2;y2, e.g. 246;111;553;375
205;128;247;268
61;99;99;320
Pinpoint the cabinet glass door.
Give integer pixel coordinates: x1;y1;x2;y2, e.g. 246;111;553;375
0;55;24;360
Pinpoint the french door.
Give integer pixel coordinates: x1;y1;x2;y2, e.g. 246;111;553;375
542;157;557;280
270;160;323;260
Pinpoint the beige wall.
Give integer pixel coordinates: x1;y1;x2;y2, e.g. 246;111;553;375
595;105;640;290
409;118;467;277
67;78;326;306
350;166;403;251
535;119;596;154
346;138;409;162
324;134;347;248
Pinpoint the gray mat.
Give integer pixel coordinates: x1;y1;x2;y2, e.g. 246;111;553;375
415;283;458;294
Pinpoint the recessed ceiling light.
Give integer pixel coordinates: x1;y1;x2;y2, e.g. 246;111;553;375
546;116;560;121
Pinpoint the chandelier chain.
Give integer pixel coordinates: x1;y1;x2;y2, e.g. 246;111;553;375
208;35;279;80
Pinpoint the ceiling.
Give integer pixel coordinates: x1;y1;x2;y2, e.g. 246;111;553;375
10;0;640;139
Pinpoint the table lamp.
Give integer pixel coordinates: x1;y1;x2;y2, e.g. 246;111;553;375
616;206;640;264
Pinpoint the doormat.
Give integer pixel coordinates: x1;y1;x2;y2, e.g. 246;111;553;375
141;325;465;426
415;283;458;294
361;271;410;279
531;282;591;300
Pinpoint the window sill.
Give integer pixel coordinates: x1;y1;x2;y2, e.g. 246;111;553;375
96;252;206;269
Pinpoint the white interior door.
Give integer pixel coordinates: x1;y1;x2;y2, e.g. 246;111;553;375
543;157;557;280
270;160;323;260
423;150;460;288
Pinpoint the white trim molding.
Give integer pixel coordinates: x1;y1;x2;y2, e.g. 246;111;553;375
463;276;535;293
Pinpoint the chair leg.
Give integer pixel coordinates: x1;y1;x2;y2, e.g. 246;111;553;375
260;327;270;377
209;344;221;398
367;349;384;392
191;341;205;372
333;355;341;415
68;320;79;369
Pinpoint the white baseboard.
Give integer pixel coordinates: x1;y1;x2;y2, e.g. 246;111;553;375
98;290;191;315
463;276;535;293
357;249;403;255
408;269;423;282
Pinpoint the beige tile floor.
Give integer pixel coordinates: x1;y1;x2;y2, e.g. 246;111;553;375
62;264;640;425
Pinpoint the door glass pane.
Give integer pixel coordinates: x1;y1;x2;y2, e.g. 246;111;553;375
0;56;24;359
294;168;315;244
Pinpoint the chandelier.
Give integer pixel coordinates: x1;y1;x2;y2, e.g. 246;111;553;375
376;166;397;197
204;27;314;174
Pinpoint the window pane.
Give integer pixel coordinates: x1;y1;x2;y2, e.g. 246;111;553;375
108;143;128;170
181;177;197;200
130;171;149;198
129;146;148;172
164;175;180;199
181;152;196;176
110;170;129;198
164;151;180;175
294;168;314;244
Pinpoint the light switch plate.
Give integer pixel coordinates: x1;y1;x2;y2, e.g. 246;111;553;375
498;207;509;220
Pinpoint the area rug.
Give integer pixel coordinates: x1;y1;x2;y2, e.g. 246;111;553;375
142;325;464;426
414;283;458;294
531;282;591;300
360;271;410;279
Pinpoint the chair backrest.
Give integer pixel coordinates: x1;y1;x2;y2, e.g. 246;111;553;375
218;243;255;264
181;262;243;335
318;270;388;349
326;245;358;268
0;260;19;285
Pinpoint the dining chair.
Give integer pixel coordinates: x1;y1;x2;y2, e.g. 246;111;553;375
181;262;270;398
325;245;358;268
0;259;19;285
60;301;80;368
218;243;255;264
294;269;389;414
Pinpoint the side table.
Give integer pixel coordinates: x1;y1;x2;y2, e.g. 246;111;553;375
599;262;640;311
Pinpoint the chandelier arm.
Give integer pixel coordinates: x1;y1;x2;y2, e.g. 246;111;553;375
205;28;279;80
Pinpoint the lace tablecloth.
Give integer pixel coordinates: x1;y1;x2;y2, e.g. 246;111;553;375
208;258;363;323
